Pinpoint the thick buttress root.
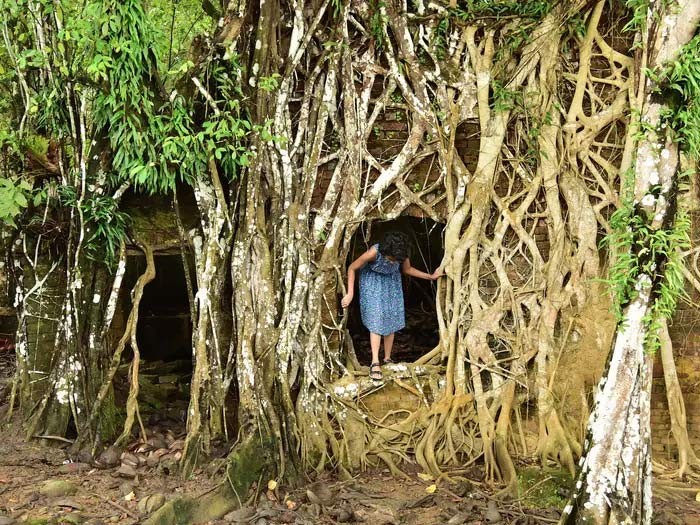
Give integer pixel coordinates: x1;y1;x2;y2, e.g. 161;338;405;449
143;433;274;525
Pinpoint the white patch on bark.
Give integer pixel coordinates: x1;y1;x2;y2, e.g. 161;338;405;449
15;340;27;358
640;194;655;207
579;275;651;520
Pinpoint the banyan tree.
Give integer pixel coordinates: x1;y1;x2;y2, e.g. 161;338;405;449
1;0;700;523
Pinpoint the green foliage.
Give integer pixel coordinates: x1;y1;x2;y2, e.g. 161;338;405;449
59;186;129;265
517;467;572;509
330;0;343;17
491;80;523;113
656;34;700;160
645;207;690;343
90;0;167;192
603;169;690;352
0;0;265;271
623;0;675;37
452;0;552;23
259;73;282;93
623;0;650;33
89;0;266;193
430;17;450;60
566;13;587;39
602;16;700;353
0;177;33;228
161;60;274;184
148;0;210;72
370;1;388;51
0;132;48;228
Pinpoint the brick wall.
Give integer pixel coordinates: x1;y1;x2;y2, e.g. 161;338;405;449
651;292;700;458
651;209;700;458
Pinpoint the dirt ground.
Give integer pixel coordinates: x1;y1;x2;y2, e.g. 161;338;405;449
0;427;699;525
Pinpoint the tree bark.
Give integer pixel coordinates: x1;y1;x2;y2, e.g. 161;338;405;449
561;2;700;523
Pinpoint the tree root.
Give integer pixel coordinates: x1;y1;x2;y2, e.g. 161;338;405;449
659;319;700;479
143;433;274;525
115;237;155;447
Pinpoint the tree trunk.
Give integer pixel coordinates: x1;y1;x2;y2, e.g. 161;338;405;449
561;2;700;522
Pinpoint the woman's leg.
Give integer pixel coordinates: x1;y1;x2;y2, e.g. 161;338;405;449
369;332;383;379
383;333;395;362
370;332;382;365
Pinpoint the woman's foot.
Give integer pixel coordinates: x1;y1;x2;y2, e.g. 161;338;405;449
383;358;394;365
369;362;383;380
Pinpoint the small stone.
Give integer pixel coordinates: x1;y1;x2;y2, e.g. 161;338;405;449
25;491;40;503
147;437;168;449
168;439;185;451
137;493;166;515
120;452;140;468
453;481;473;497
118;482;135;496
40;480;78;497
360;506;395;525
484;500;502;523
59;462;91;474
158;458;178;476
447;513;468;525
333;508;354;523
306;482;334;506
116;464;137;478
97;446;122;467
58;512;85;524
76;448;94;464
52;497;83;510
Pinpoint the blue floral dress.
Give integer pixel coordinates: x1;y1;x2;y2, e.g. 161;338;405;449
359;244;405;336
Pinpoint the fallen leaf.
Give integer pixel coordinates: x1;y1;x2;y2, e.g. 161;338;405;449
268;479;278;491
417;472;434;482
124;491;135;501
426;484;437;494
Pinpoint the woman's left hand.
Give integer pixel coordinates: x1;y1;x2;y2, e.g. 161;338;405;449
430;268;444;280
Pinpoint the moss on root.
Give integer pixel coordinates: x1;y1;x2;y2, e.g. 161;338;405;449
97;388;122;441
143;434;275;525
517;467;573;510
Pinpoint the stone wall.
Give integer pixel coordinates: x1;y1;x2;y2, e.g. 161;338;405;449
2;106;699;460
650;205;700;458
651;277;700;458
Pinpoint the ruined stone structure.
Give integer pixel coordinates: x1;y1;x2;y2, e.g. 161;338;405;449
1;110;697;461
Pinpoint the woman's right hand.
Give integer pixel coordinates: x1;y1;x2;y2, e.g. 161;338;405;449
341;293;354;308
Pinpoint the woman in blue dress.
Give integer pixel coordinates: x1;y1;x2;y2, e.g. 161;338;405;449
341;232;443;380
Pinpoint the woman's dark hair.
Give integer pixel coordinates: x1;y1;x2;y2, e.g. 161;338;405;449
379;232;410;262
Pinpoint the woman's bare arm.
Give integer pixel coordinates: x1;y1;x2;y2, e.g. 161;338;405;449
402;258;443;280
341;246;378;308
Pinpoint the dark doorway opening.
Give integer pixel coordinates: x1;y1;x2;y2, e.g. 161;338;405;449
124;254;193;362
347;217;444;365
117;253;194;425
